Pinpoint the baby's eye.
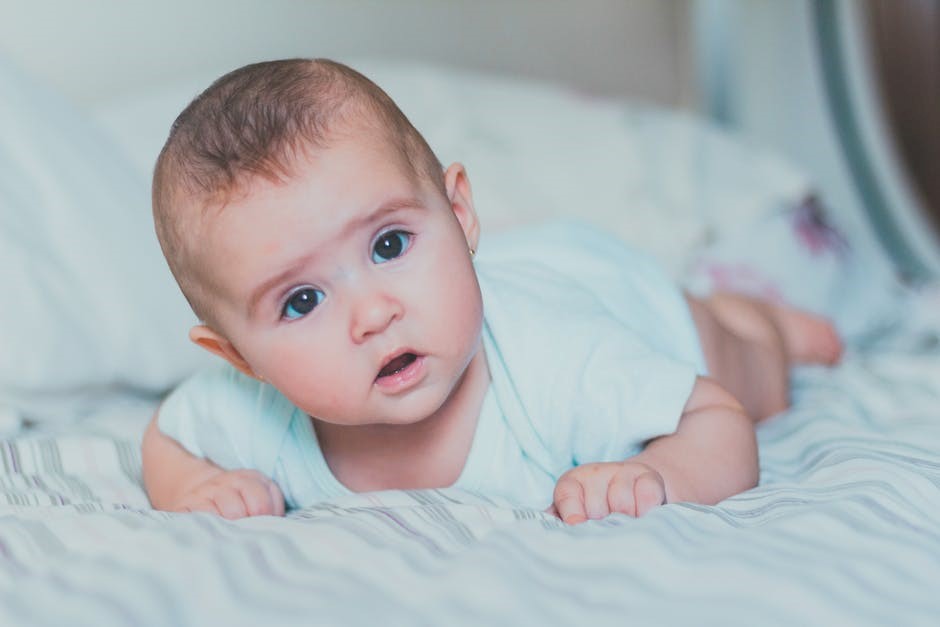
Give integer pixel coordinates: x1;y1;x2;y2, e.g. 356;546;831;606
282;287;324;320
371;230;412;264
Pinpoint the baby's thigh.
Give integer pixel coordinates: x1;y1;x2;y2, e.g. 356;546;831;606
685;294;734;379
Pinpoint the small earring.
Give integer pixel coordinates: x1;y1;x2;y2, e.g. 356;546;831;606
469;246;476;258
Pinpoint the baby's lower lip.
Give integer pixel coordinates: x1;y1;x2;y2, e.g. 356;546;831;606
374;355;426;393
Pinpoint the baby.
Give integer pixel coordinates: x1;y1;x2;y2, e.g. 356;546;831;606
141;58;842;525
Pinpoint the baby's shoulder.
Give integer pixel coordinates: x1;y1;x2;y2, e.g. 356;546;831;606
475;219;694;417
159;362;301;476
476;223;656;417
166;363;300;432
175;362;266;404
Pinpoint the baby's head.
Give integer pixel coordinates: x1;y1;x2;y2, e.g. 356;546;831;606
153;59;484;426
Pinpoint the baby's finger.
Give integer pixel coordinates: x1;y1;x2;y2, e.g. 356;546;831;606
608;470;639;517
634;471;666;517
211;489;249;520
177;498;220;516
580;470;612;521
553;476;587;525
237;478;278;516
266;480;286;517
232;470;284;516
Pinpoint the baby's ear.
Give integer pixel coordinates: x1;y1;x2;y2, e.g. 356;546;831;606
443;162;480;252
189;325;261;380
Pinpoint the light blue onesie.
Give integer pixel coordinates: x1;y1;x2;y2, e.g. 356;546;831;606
158;221;706;510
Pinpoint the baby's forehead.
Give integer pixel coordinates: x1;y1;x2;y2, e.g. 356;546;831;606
196;144;422;245
188;119;429;254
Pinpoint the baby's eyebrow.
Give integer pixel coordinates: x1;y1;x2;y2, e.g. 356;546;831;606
247;249;319;319
246;197;423;318
337;197;423;242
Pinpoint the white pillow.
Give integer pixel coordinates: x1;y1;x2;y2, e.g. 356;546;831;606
0;56;212;423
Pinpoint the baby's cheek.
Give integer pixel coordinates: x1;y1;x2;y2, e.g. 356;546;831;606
325;389;345;409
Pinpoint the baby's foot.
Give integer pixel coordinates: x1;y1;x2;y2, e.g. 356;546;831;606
765;303;843;366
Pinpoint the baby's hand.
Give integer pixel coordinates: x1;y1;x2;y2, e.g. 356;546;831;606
551;461;666;525
171;469;285;519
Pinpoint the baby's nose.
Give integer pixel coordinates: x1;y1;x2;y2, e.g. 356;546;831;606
349;291;403;343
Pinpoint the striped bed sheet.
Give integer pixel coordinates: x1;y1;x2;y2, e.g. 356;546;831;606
2;311;940;625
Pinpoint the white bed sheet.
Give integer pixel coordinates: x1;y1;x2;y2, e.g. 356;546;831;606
2;288;939;626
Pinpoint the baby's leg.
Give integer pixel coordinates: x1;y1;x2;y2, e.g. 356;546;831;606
686;292;842;422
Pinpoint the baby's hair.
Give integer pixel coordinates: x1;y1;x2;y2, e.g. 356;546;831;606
152;58;443;328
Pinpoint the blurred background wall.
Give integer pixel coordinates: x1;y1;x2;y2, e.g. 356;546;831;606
0;0;696;108
1;0;936;278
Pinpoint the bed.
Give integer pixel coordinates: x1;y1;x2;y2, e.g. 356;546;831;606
2;41;940;627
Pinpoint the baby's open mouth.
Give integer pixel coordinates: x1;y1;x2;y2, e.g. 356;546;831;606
376;352;418;379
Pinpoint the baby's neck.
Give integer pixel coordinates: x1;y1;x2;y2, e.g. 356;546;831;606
313;343;490;492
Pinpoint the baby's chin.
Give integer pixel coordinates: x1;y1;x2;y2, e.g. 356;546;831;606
369;388;454;427
300;389;446;429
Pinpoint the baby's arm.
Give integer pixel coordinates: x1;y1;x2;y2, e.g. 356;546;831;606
141;410;285;518
552;376;757;524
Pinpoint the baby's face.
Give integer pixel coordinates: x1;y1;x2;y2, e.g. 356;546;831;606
199;131;483;427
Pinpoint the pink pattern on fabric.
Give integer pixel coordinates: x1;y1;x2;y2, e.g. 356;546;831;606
702;263;785;303
792;196;848;257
